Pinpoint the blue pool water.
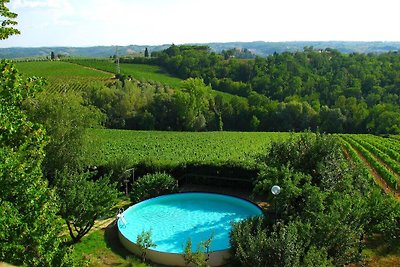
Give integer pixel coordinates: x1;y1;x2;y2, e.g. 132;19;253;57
117;192;262;253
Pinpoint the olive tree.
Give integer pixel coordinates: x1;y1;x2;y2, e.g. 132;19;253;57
55;171;119;243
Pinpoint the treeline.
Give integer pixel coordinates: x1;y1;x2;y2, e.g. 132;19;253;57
84;76;400;133
128;45;400;134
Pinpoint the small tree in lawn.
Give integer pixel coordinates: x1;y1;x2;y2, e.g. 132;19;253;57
56;171;119;243
183;234;214;267
136;229;157;263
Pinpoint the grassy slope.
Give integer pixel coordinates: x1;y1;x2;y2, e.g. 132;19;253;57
16;61;112;92
120;63;183;89
70;59;246;103
17;61;111;80
16;59;247;104
69;60;182;88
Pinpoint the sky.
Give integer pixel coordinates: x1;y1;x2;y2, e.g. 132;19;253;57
1;0;400;48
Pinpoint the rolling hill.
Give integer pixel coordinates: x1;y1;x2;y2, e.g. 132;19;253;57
2;41;400;59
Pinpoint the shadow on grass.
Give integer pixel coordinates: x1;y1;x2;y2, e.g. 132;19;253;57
365;234;400;257
104;220;132;258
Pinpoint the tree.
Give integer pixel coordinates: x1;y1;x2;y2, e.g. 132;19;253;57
183;235;213;267
246;133;379;266
144;47;149;58
136;229;157;262
55;171;119;243
51;51;55;60
173;78;212;131
0;0;20;39
24;91;104;179
0;60;71;266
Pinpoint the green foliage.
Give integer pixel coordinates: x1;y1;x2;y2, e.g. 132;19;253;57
152;45;400;134
0;0;20;40
85;129;288;168
302;246;333;267
55;171;119;243
15;47;400;134
0;60;70;266
136;229;156;263
238;132;399;266
103;156;134;184
130;172;177;203
183;235;213;267
24;90;105;178
230;217;269;267
260;132;359;199
231;218;329;267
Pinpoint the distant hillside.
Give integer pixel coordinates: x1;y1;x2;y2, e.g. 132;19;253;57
1;41;400;59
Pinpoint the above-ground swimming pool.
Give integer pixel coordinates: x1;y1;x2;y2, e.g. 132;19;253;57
117;192;263;266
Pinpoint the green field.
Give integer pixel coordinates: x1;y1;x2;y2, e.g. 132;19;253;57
85;129;290;168
70;59;183;89
16;60;246;104
84;129;400;198
16;61;112;92
70;59;245;102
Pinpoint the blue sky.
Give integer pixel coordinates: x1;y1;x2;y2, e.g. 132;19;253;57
1;0;400;48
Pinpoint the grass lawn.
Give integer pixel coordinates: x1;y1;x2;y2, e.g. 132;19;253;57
362;236;400;267
72;224;149;267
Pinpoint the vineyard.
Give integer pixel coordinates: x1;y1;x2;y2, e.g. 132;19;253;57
339;134;400;199
16;61;113;92
69;59;184;89
13;61;400;201
84;129;290;168
84;129;400;200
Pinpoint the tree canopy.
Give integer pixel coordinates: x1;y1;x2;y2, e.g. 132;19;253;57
131;45;400;134
0;61;70;266
0;0;20;40
230;133;400;266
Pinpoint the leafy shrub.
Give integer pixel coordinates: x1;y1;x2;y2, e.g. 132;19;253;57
263;132;342;178
230;217;308;267
130;172;178;202
103;156;133;183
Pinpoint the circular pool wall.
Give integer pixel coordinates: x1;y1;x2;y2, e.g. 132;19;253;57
117;192;263;266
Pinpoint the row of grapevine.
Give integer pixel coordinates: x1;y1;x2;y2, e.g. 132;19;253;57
339;137;376;185
45;81;90;93
350;135;400;175
340;135;398;190
85;129;290;169
359;135;400;163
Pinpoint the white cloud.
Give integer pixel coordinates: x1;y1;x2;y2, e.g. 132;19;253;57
2;0;400;47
